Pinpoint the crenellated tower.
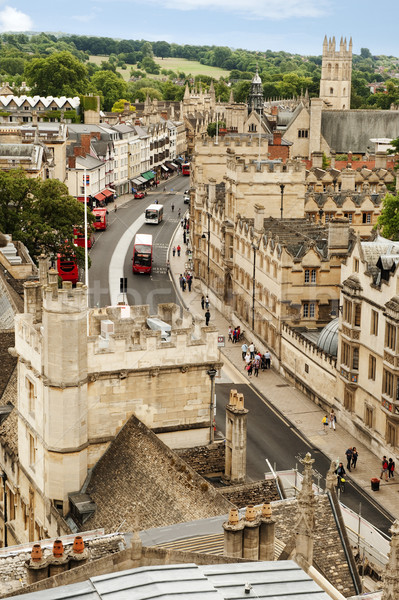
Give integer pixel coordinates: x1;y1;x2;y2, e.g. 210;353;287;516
319;35;352;110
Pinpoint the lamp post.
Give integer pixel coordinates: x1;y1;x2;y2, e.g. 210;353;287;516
252;242;258;331
279;183;285;220
207;368;217;443
201;212;211;289
1;470;7;547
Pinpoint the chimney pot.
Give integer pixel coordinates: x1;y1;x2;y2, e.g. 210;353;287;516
228;508;239;525
261;503;272;518
72;535;85;554
31;544;42;562
53;539;64;558
245;505;256;522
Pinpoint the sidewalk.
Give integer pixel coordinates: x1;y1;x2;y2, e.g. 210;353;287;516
169;222;399;522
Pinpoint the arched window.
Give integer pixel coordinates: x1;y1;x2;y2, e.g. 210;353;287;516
335;63;339;77
330;87;334;95
327;63;332;77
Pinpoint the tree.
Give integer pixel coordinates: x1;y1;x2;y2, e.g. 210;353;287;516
111;98;136;112
134;87;163;102
0;170;91;263
24;51;89;96
153;41;170;59
141;42;153;58
377;193;399;240
140;56;160;74
91;70;127;111
207;121;226;137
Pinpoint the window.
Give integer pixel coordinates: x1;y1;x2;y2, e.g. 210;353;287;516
352;347;359;370
29;433;36;469
343;299;352;324
298;129;309;138
368;355;376;380
341;341;351;367
26;378;35;414
353;258;359;272
305;364;309;373
304;269;316;284
8;489;15;520
386;421;397;447
385;323;397;352
344;212;353;223
362;212;372;224
371;310;379;336
354;304;361;327
344;388;353;411
365;405;374;428
383;369;399;401
330;87;334;95
303;301;316;318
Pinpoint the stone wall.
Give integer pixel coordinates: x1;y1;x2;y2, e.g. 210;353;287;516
176;441;225;475
219;480;280;507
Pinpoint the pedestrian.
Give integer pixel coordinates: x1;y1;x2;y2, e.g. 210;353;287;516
345;447;353;472
183;231;186;244
114;204;118;212
241;342;248;360
228;326;233;342
232;328;238;343
184;217;187;228
381;456;389;481
205;295;209;309
334;462;346;488
179;274;184;290
187;275;192;292
177;245;181;257
171;203;174;211
254;354;260;377
351;447;358;469
322;415;329;430
264;350;271;369
246;360;253;377
388;458;395;479
181;218;184;228
329;409;336;430
164;186;166;192
201;295;205;310
249;342;255;359
172;246;176;257
205;309;211;326
245;351;251;367
178;208;181;218
182;277;186;292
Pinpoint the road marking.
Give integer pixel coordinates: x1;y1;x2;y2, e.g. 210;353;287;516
108;214;145;305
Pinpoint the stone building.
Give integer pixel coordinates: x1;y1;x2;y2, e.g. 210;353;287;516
319;36;352;110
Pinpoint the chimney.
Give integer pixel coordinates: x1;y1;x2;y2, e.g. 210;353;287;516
271;106;278;116
223;508;244;558
23;281;43;324
38;255;49;286
73;146;86;157
340;167;356;191
311;151;323;169
225;391;248;484
68;535;90;568
26;544;48;584
328;218;350;257
375;151;387;169
68;156;76;169
243;505;260;560
259;503;276;561
48;539;69;577
330;150;336;169
32;111;38;126
254;204;265;233
161;110;168;120
81;134;92;154
273;131;282;146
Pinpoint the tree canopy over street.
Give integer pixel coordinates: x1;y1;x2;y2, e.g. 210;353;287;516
0;170;90;264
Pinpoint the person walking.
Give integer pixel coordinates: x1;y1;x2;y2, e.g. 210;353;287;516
178;208;181;218
345;447;353;472
246;360;253;377
182;277;186;292
254;354;260;377
249;342;255;359
264;350;271;369
388;458;395;479
171;203;174;211
329;409;336;430
322;415;329;430
183;231;186;244
179;274;184;290
172;246;176;257
187;274;192;292
241;342;248;360
205;309;211;326
334;462;346;488
381;456;389;481
177;245;181;257
228;326;233;342
201;295;205;310
351;447;358;469
205;295;210;309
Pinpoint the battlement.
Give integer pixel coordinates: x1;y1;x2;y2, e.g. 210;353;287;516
43;281;88;313
322;35;352;58
198;135;269;150
227;156;305;176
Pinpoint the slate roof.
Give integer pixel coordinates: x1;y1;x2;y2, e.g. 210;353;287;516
321;110;399;154
261;218;332;260
80;414;233;534
4;560;331;599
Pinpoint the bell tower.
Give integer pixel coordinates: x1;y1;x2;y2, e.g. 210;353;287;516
319;35;352;110
247;67;264;115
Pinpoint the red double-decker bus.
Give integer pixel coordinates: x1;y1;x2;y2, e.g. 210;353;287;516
92;207;108;230
182;162;190;176
57;254;79;285
132;233;153;274
73;226;95;249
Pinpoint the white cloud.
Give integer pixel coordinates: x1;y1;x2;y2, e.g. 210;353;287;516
72;13;97;22
0;5;33;31
144;0;330;19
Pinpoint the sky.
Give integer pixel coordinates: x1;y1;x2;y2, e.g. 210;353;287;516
0;0;397;57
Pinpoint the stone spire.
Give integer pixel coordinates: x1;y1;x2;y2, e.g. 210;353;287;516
382;520;399;600
184;83;190;100
325;460;337;492
229;89;234;104
295;452;315;565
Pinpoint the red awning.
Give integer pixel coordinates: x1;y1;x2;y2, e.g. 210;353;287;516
102;189;114;198
94;192;106;202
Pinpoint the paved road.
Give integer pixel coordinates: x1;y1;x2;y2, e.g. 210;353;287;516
88;177;188;311
216;383;393;536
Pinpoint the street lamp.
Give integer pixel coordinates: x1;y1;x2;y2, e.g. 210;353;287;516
207;368;217;443
201;212;211;289
252;242;259;331
279;183;285;220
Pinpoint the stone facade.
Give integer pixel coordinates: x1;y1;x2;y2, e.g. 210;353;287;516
319;36;352;110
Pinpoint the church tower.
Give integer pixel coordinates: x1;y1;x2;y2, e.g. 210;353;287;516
247;68;264;115
319;35;352;110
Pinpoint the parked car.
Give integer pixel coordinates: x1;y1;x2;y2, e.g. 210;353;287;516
134;191;145;199
184;195;190;204
184;189;189;195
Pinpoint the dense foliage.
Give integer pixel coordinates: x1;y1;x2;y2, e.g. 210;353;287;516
0;32;398;109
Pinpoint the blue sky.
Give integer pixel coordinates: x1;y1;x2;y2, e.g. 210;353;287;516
0;0;397;57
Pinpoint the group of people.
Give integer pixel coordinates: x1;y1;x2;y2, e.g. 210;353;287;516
242;343;271;377
380;455;395;481
228;325;242;343
200;295;211;325
179;271;193;292
172;245;181;257
344;446;359;471
321;409;337;431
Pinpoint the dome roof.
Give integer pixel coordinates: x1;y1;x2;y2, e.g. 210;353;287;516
317;318;339;356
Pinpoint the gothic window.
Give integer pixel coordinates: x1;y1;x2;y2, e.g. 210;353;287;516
335;63;339;77
365;405;374;428
327;63;332;77
344;212;353;223
371;310;379;335
368;355;376;380
385;323;397;352
330;87;334;95
298;129;309;138
344;387;354;411
386;420;397;447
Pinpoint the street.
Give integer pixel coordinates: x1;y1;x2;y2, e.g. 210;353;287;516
216;383;394;536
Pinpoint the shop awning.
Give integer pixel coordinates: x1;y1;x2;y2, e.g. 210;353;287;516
141;170;155;180
94;192;106;202
171;162;179;168
132;177;146;186
161;165;169;171
102;189;114;198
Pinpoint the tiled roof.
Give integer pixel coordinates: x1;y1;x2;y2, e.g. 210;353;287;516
0;95;80;109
